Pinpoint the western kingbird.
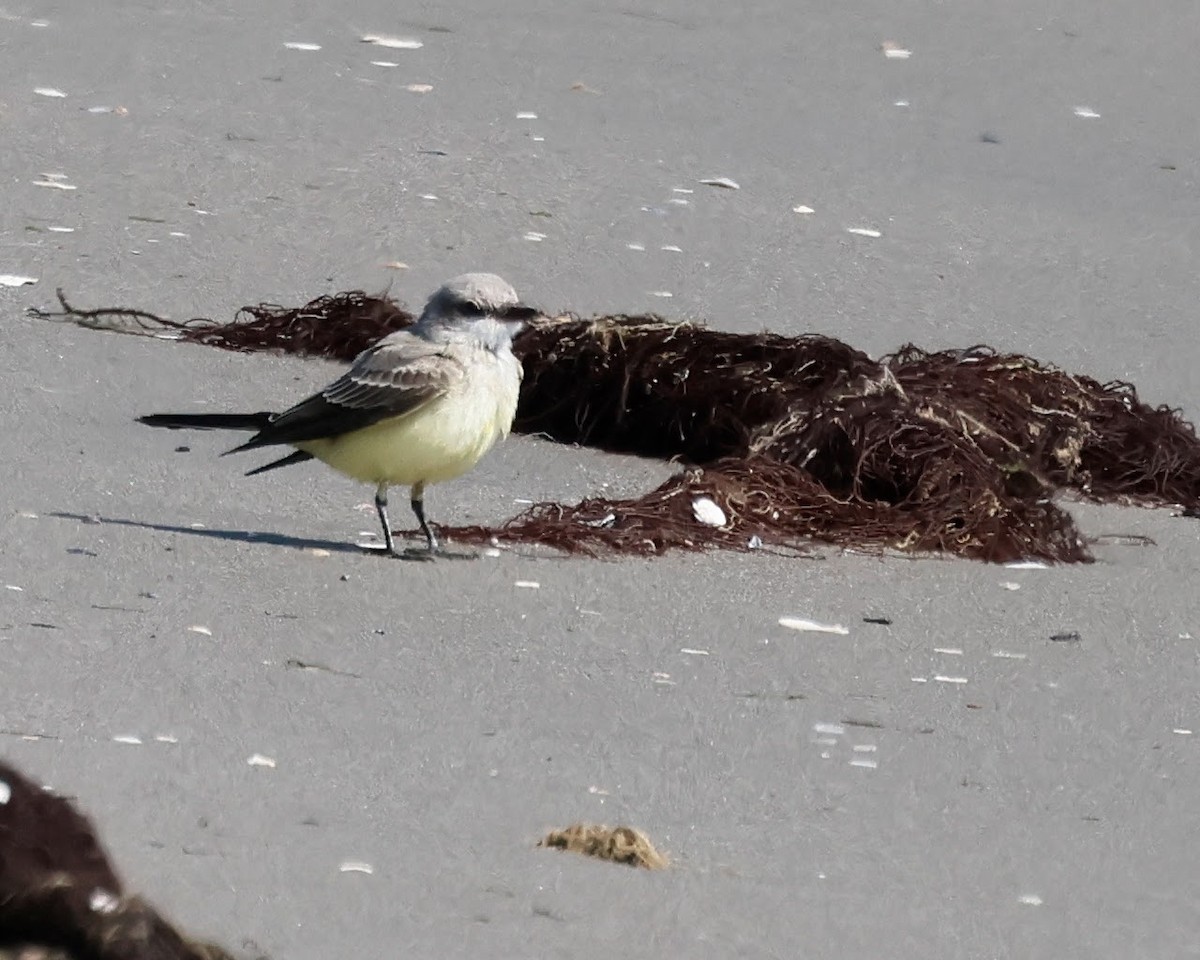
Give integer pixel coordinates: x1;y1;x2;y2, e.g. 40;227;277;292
138;273;540;558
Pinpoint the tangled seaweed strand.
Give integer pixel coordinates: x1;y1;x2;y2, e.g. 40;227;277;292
30;289;1200;563
0;760;244;960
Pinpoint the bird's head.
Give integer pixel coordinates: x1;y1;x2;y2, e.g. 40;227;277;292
417;273;542;347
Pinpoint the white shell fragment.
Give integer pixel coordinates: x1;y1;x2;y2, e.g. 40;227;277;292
1073;106;1101;119
626;242;646;251
1004;560;1047;570
881;42;912;59
154;734;179;743
648;290;674;298
0;780;11;805
516;111;538;119
792;205;815;214
813;722;845;736
691;496;727;527
846;227;882;238
680;647;710;656
698;177;740;189
933;675;969;684
32;179;76;190
339;861;375;874
849;758;878;769
247;753;276;768
34;87;67;98
361;34;423;49
405;83;433;93
89;889;120;914
187;625;212;636
48;226;74;232
523;231;546;242
370;60;399;67
111;735;142;745
283;42;321;51
779;617;850;636
515;580;540;589
1019;894;1044;906
1173;728;1193;736
660;244;682;252
0;274;37;287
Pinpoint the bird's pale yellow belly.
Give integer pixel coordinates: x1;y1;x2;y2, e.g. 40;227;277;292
296;363;519;488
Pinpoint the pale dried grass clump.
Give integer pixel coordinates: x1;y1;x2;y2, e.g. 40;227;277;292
538;823;669;870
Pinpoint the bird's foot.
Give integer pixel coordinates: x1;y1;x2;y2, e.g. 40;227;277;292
396;547;438;562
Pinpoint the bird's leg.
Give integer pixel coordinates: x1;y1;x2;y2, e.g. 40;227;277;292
411;482;439;553
374;483;400;557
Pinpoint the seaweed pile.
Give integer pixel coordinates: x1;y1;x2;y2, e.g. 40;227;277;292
31;289;1200;562
0;760;244;960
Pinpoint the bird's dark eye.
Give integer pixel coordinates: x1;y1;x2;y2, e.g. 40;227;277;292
457;300;485;318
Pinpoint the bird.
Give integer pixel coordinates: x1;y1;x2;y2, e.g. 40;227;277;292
138;272;540;558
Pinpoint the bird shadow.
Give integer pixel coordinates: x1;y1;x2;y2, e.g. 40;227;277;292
48;511;398;557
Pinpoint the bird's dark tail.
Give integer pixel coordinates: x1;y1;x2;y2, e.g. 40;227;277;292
137;412;275;431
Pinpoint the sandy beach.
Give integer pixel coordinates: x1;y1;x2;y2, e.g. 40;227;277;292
2;2;1197;957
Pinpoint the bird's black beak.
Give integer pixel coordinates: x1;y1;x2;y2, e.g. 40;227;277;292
500;304;542;324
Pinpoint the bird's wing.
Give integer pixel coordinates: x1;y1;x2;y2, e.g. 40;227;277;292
231;335;467;451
